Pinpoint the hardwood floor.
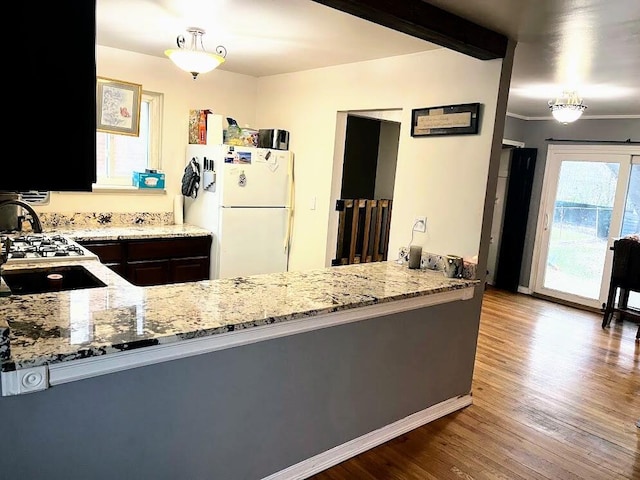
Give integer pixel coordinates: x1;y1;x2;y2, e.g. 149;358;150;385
310;286;640;480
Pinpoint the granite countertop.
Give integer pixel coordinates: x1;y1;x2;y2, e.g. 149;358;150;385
0;260;478;372
48;223;212;242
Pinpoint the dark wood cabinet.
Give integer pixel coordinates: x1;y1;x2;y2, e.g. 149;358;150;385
5;2;96;192
170;257;210;284
80;242;125;274
79;236;212;286
127;260;171;286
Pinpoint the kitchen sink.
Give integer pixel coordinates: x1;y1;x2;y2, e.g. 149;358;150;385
1;265;107;295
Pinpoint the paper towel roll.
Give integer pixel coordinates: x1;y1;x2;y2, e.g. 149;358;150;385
174;194;184;225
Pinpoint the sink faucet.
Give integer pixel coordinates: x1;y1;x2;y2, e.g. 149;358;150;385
1;237;8;264
0;199;43;234
0;237;10;296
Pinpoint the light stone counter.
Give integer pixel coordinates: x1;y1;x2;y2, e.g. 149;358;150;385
0;260;477;371
48;223;212;242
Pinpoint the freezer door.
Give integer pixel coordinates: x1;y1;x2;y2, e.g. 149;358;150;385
217;207;290;279
219;149;291;207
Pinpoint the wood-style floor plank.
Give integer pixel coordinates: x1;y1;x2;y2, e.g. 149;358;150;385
310;287;639;480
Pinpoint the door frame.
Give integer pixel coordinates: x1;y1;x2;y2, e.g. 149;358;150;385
530;144;640;308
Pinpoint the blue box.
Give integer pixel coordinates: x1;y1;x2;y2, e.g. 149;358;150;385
133;171;165;189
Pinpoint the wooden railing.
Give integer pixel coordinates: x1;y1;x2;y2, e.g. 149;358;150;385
333;198;392;265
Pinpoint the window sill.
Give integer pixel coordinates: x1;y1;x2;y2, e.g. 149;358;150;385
54;185;167;195
92;185;167;195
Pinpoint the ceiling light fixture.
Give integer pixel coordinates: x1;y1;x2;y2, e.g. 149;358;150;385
165;27;227;79
548;91;587;124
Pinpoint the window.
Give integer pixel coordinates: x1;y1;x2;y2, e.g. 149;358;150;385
95;91;163;188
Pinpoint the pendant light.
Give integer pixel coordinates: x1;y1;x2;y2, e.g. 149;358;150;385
548;91;587;124
165;27;227;79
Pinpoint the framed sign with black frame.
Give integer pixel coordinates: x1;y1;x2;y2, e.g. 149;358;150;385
411;102;480;137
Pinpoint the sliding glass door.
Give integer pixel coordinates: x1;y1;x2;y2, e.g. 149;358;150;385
621;159;640;309
533;146;640;309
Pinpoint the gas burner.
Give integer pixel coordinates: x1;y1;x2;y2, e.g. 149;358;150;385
38;245;66;257
13;234;69;246
1;233;98;264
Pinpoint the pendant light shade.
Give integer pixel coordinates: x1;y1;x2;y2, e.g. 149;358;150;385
165;27;227;79
548;91;587;124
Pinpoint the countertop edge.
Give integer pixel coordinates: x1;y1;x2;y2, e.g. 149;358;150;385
1;285;476;395
49;224;213;242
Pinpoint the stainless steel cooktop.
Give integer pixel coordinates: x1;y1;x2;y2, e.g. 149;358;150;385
0;233;98;263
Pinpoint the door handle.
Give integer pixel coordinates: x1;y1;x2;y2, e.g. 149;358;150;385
544;212;549;231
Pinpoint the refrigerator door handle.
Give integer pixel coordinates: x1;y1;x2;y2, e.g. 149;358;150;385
284;155;295;255
284;208;292;253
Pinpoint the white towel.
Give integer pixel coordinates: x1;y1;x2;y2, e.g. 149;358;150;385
174;194;184;225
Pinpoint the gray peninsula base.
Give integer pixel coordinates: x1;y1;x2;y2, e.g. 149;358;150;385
0;294;481;479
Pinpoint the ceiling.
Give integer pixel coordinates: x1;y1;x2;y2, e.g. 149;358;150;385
96;0;640;119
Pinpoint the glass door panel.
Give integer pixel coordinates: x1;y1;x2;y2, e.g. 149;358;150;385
621;163;640;309
621;164;640;236
542;161;619;300
534;147;639;310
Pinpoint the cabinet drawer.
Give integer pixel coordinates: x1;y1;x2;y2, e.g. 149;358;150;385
81;242;124;263
127;236;212;261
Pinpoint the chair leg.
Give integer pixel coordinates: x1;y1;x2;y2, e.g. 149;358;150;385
602;285;617;329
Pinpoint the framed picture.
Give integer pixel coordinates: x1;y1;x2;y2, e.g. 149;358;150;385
411;102;480;137
96;77;142;136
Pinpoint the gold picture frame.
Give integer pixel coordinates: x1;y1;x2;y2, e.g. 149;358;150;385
96;77;142;136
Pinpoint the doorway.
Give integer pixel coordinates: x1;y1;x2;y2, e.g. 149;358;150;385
531;145;640;309
487;141;537;292
487;143;521;285
325;110;401;266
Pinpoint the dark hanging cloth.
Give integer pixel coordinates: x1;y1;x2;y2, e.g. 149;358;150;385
181;158;201;198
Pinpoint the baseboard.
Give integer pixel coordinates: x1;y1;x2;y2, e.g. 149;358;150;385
262;394;473;480
517;286;532;294
531;292;602;313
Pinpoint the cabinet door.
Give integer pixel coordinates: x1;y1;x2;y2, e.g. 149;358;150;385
5;2;96;191
170;257;210;283
127;260;170;286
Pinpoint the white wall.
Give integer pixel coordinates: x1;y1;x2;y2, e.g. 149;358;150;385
36;46;258;215
35;46;506;278
255;49;504;272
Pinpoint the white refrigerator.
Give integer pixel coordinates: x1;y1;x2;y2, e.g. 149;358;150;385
184;144;294;279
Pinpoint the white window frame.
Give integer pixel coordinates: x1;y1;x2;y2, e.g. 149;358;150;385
530;144;640;308
93;90;163;190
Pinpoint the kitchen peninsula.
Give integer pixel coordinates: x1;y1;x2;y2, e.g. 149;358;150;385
0;227;481;480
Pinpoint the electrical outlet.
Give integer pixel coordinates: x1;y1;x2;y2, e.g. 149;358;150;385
413;216;427;232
